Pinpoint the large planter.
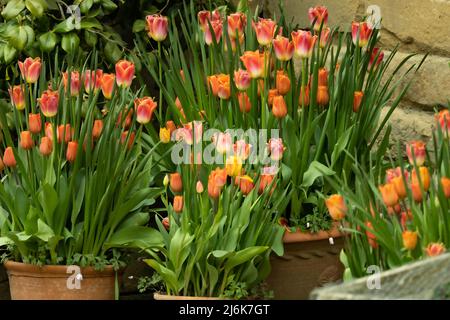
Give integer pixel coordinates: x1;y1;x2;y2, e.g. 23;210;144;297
4;261;121;300
266;224;345;299
154;292;223;300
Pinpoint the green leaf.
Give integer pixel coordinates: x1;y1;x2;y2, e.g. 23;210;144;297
0;237;13;246
25;0;47;17
104;41;122;64
80;18;102;30
132;19;146;33
35;219;55;242
53;18;76;33
61;33;80;53
301;160;335;188
2;0;25;19
39;31;58;52
144;259;180;292
104;226;164;250
224;246;269;271
10;26;28;50
331;126;353;166
38;183;58;225
3;44;17;64
101;0;117;11
117;212;150;230
80;0;94;13
84;30;97;47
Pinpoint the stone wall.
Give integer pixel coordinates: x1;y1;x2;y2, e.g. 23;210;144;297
250;0;450;148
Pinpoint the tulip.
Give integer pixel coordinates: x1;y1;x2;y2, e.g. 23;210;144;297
115;60;135;88
402;231;418;251
117;108;134;130
237;92;251;113
276;70;291;95
170;172;183;193
39;137;53;156
120;131;136;150
253;18;276;46
236;175;254;195
299;85;310;107
208;167;228;198
291;30;317;59
316;86;329;106
436;109;450;137
204;19;223;45
227;13;246;39
317;68;328;87
62;71;81;96
411;182;423;203
173;127;193;145
268;138;285;161
319;27;331;48
20;131;33;150
160;127;171;143
196;181;204;193
325;194;347;221
45;122;54;141
233;140;251;160
0;157;4;172
308;5;328;31
391;176;407;199
57;124;73;144
365;221;378;249
146;14;169;42
217;74;231;100
353;91;364;113
411;167;431;191
8;85;25;110
163;174;169;187
166;121;177;135
213;132;232;154
101;73;115;99
406;141;426;166
92;119;103;140
28;113;42;134
226;155;243;177
240;50;266;79
425;243;446;257
3;147;16;168
267;89;278;106
83;69;103;93
352;22;372;47
38;89;59;118
379;183;399;207
441;177;450;198
258;172;275;195
198;9;221;31
136;97;158;124
18;57;41;83
368;47;384;70
272;95;288;118
272;35;294;61
234;69;251;91
207;75;220;96
401;210;413;230
66;141;78;163
173;195;184;213
162;217;170;230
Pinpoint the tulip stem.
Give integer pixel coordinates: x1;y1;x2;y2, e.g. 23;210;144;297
158;41;163;122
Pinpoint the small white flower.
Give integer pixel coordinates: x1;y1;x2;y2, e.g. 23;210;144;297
128;276;134;280
306;222;310;228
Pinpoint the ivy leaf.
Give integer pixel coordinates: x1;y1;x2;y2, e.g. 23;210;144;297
61;33;80;53
39;32;59;52
2;0;25;20
25;0;47;18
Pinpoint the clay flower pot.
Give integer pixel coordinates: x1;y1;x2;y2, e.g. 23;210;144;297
154;292;223;300
4;261;122;300
266;223;345;299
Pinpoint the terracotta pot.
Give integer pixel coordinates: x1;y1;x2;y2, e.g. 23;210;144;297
154;292;223;300
265;223;345;300
4;261;122;300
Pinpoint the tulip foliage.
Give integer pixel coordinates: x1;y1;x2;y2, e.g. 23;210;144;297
325;108;450;279
0;56;165;266
136;2;426;232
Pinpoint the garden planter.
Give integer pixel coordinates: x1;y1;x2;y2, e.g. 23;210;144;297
266;224;345;300
154;292;223;300
4;261;122;300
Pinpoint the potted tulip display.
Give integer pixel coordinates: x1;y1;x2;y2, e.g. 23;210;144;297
325;108;450;279
135;2;425;298
0;56;164;300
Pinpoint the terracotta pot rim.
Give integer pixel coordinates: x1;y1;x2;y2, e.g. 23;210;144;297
283;222;344;243
4;260;121;277
154;292;224;300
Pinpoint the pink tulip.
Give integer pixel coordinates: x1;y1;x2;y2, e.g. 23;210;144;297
234;69;251;91
308;6;328;31
252;18;277;46
272;35;294;61
352;22;372;47
18;57;41;84
146;14;169;42
38;89;59;118
115;60;135;88
291;30;317;59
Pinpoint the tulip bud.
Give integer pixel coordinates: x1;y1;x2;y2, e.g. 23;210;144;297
57;124;73;144
299;85;310;107
173;195;184;213
291;30;317;59
213;132;232;154
276;70;291;95
391;176;407;199
38;89;59;118
411;182;423;203
441;177;450;198
353;91;364;113
268;138;285;161
425;243;446;257
316;86;329;106
238;92;251;113
120;131;135;150
308;5;328;32
379;183;399;207
258;172;276;195
115;60;135;88
236;175;254;195
39;137;53;156
62;71;81;96
325;194;347;221
225;156;243;177
240;50;266;79
101;73;115;100
3;147;16;168
196;181;204;193
18;57;41;84
29;113;42;134
162;217;170;230
273;35;294;61
163;174;169;187
20;131;34;150
8;85;25;110
136;97;158;124
170;172;183;193
351;22;372;47
252;18;276;46
160;127;171;143
268;89;278;106
66;141;78;163
92;120;103;140
83;69;103;93
234;69;251;91
272;95;288;118
411;167;430;191
318;68;328;87
406;141;426;166
402;230;418;250
365;221;378;249
146;14;169;42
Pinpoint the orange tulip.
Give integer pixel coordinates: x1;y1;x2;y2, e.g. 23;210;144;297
0;157;4;172
272;35;294;61
207;75;220;97
45;122;54;141
240;50;266;79
441;177;450;198
276;70;291;95
402;231;418;250
57;124;73;144
145;14;169;42
208;167;228;199
3;147;16;168
233;139;251;161
425;243;446;257
136;97;158;124
400;210;413;230
411;167;430;191
391;176;407;199
162;217;170;230
62;71;81;96
379;183;399;207
92;119;103;140
325;194;347;221
66;141;78;163
38;89;59;118
267;89;279;106
365;221;378;249
173;195;184;213
198;9;221;31
115;60;135;88
252;18;277;46
217;74;231;100
227;12;246;39
8;85;25;110
18;57;41;83
368;47;384;70
236;175;254;195
353;91;364;113
120;131;136;150
101;73;115;99
308;5;328;31
20;131;33;150
170;172;183;193
291;30;317;59
258;172;276;195
83;69;103;93
39;137;53;156
411;182;423;203
117;108;134;130
436;109;450;137
238;92;251;113
166;121;177;135
351;21;372;47
299;85;310;107
406;141;426;166
316;86;329;106
28;113;42;134
272;95;288;119
318;68;328;87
